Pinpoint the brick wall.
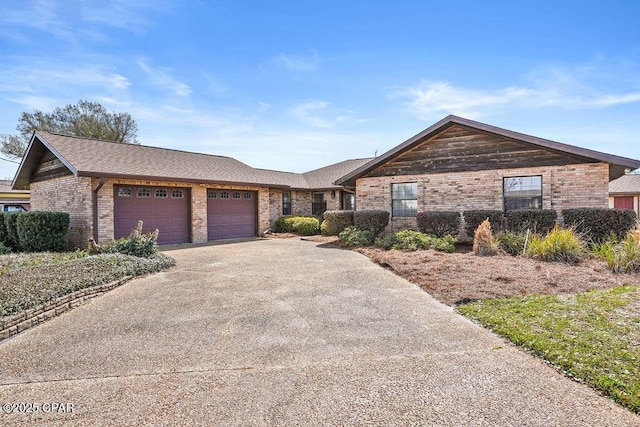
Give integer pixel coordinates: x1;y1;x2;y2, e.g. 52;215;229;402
356;163;610;234
30;175;93;249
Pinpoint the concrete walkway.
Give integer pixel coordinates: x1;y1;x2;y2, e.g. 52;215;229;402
0;239;637;426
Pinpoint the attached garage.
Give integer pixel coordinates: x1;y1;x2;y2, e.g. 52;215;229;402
114;185;190;245
207;189;257;240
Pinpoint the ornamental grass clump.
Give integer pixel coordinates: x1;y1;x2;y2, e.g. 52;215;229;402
593;222;640;273
526;225;584;264
89;220;159;258
473;219;498;256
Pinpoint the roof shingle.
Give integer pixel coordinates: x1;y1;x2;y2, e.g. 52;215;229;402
609;174;640;194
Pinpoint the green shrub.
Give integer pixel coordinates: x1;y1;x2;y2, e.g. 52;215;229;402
463;210;504;237
507;209;557;234
322;210;354;236
0;212;9;245
563;208;637;244
4;212;21;249
339;226;371;247
320;220;328;235
354;210;390;239
274;215;319;235
374;230;456;253
416;211;460;237
0;241;11;255
592;231;640;273
92;220;158;258
495;231;527;256
526;226;585;264
15;211;70;252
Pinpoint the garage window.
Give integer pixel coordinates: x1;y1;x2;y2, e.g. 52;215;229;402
118;187;132;197
244;192;252;199
220;191;230;199
232;192;241;199
207;190;217;199
137;188;150;198
155;189;167;198
172;189;184;198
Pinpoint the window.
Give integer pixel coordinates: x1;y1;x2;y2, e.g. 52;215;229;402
171;189;184;198
118;187;132;197
282;191;291;215
312;192;326;215
137;188;150;198
392;183;417;217
155;188;167;198
503;176;542;211
220;191;230;199
232;192;241;199
207;190;217;199
244;192;252;200
342;193;355;211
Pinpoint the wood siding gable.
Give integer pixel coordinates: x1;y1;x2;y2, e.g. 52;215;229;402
364;124;598;178
32;151;73;182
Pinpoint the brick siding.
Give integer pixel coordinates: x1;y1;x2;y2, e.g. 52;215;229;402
356;163;610;234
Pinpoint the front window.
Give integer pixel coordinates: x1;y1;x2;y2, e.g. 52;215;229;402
392;183;417;217
282;191;291;215
343;192;355;210
312;192;326;215
503;176;542;211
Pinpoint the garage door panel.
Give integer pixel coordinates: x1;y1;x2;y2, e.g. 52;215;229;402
207;190;257;240
114;186;190;245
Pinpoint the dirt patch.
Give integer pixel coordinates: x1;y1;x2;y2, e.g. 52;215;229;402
356;247;640;305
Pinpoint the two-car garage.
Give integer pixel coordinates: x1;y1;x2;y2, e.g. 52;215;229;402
113;185;257;244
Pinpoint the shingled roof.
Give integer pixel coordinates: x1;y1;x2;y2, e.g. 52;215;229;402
609;174;640;194
335;115;640;186
13;131;367;190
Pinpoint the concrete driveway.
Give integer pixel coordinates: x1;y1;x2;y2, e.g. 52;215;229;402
0;238;637;426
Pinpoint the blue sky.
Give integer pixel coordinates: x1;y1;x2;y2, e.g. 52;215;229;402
1;0;639;180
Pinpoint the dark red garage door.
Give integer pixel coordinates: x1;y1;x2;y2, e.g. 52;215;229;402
207;189;256;240
614;196;634;211
114;186;190;245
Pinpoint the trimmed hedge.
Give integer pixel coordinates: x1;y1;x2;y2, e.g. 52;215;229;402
562;208;637;243
354;210;390;239
463;210;503;237
0;212;9;246
322;210;354;236
274;215;319;235
4;212;21;250
506;209;557;234
16;211;70;252
416;211;460;237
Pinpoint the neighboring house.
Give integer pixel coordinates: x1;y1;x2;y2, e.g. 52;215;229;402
12;131;371;247
609;173;640;216
335;115;640;234
0;180;30;212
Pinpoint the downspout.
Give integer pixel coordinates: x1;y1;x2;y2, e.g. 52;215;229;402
92;178;105;242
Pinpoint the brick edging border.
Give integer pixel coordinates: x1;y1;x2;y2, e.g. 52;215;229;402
0;276;133;341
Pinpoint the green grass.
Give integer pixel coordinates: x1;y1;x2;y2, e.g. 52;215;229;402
458;286;640;414
0;251;175;317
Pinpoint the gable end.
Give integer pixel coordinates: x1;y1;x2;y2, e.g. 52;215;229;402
32;151;73;182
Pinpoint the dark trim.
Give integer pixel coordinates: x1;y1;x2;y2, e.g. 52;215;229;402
92;177;105;242
335;115;640;186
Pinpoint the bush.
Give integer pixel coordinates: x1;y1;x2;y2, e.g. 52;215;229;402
354;210;390;239
473;219;498;256
322;210;354;236
4;212;21;250
15;212;70;252
90;220;158;258
463;210;503;237
0;242;11;255
495;231;527;256
274;215;319;235
563;208;637;244
592;225;640;273
378;230;455;252
339;226;371;247
0;212;9;245
416;211;460;237
506;209;557;234
526;226;584;263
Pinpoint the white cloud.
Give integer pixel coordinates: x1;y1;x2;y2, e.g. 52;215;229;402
289;100;358;129
273;52;319;72
137;59;191;97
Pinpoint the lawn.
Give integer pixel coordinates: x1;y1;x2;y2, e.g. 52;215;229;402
0;251;175;318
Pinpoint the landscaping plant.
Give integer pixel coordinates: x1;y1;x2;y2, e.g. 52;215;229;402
563;208;637;244
592;222;640;273
353;210;390;240
89;220;159;258
375;230;456;252
506;209;557;234
526;225;584;264
473;219;498;256
274;215;319;235
463;210;503;237
338;226;371;247
416;211;460;237
322;210;354;236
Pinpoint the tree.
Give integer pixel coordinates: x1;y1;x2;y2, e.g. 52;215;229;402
0;100;138;160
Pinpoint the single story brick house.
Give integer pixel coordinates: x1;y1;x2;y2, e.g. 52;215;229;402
12;130;371;247
335;115;640;233
13;115;640;247
609;173;640;216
